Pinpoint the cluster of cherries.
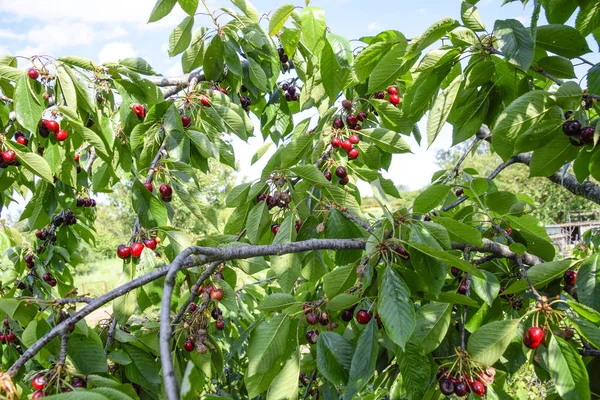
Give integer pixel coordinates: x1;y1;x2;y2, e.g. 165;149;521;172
325;166;350;186
303;303;375;345
53;210;78;227
256;190;292;210
38;119;68;142
14;130;29;146
183;284;226;352
437;367;490;397
330;100;367;160
144;181;173;202
270;219;302;236
116;235;160;259
30;371;87;398
562;111;595;146
373;85;401;106
281;83;299;102
278;47;294;73
0;317;17;345
75;197;96;208
41;272;58;287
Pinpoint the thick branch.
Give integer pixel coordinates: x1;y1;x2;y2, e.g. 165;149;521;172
57;333;69;366
451;239;543;266
7;238;365;377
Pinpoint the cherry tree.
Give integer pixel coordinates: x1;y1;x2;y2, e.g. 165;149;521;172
1;0;600;399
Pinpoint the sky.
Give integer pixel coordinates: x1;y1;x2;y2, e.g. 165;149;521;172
0;0;548;200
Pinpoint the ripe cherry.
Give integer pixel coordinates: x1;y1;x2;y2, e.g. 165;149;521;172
32;390;45;399
48;278;57;287
387;86;399;95
131;104;146;120
349;134;360;144
271;224;280;235
71;376;86;388
564;269;577;286
348;148;359;160
396;246;410;259
211;288;224;301
324;171;332;181
44;120;59;133
117;245;132;259
42;273;51;281
144;238;157;250
256;193;267;202
6;333;15;342
356;309;371;324
189;303;198;312
439;377;454;395
458;282;468;295
2;150;16;163
27;68;39;79
454;381;469;397
200;95;210;106
32;373;46;390
181;115;191;128
73;154;80;162
389;94;400;105
211;307;222;320
342;99;353;110
357;111;368;121
331;137;342;148
0;334;5;343
450;266;460;277
456;188;464;196
346;114;358;126
523;326;544;349
335;166;347;178
215;320;225;330
562;120;581;136
143;182;153;192
306;312;318;325
319;312;330;326
305;330;318;344
340;139;351;152
16;136;28;146
55;130;68;141
184;340;194;352
339;176;349;185
341;309;353;322
159;184;172;197
287;86;296;96
333;118;344;129
581;126;595;144
469;380;486;397
353;124;361;131
374;91;385;99
131;242;144;258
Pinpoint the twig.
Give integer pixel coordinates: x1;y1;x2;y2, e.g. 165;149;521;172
104;318;118;353
302;370;318;400
581;348;600;357
442;137;482;185
84;148;97;174
52;297;93;304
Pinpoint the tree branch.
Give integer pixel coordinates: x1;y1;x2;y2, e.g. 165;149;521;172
104;317;117;354
7;238;365;378
451;239;543;266
57;333;69;366
442;137;482;185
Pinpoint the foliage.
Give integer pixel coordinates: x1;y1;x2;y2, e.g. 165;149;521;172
0;1;599;400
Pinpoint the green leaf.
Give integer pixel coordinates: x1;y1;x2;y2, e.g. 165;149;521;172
56;65;78;111
413;184;450;214
267;352;299;400
432;216;483;247
247;315;292;376
588;64;600;98
119;58;158;75
494;19;535;70
410;17;459;55
68;332;108;374
467;319;521;365
556;81;583;111
5;143;53;184
529;135;579;177
542;0;578;24
568;301;600;325
169;16;194;57
292;165;331;185
148;0;177;22
248;57;268;92
360;128;411;154
225;182;251;208
324;209;364;265
569;316;600;349
578;254;600;311
301;7;327;55
354;42;395;82
502;260;572;295
536;24;591;59
411;302;452;354
465;60;496;88
317;332;354;387
576;0;600;36
14;75;44;134
113;291;137;325
427;74;462;146
182;37;204;73
548;335;590;400
245;201;270;244
131;180;169;228
409;242;485;279
326;294;360;312
178;0;198;15
203;36;224;81
323;264;357;299
258;294;297;312
471;270;500;307
269;4;295;36
367;41;409;93
378;266;415;350
231;0;260;22
320;39;347;102
461;2;485;31
537;56;576;79
345;320;377;400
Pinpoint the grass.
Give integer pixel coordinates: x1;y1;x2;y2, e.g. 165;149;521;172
73;258;122;297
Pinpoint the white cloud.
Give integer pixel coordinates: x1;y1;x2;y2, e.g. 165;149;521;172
0;29;24;40
367;22;379;32
98;42;137;63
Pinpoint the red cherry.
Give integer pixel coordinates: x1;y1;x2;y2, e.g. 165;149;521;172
331;137;342;148
387;86;399;95
42;273;51;281
159;184;173;197
2;150;16;163
357;111;368;121
55;130;68;141
32;390;45;399
6;333;15;342
16;136;28;146
335;166;347;178
131;104;146;119
131;242;144;258
323;171;332;181
48;279;57;287
341;139;352;152
348;148;359;160
200;95;210;106
356;309;371;324
564;269;577;286
524;327;544;349
306;312;318;325
389;94;400;105
374;91;385;99
469;380;486;397
346;114;358;126
215;320;225;330
210;288;224;301
333;118;344;129
271;224;280;235
506;227;513;235
305;330;318;344
32;373;46;390
218;87;228;95
181;115;191;128
456;188;464;196
339;176;349;185
44;120;59;132
349;134;360;144
144;182;153;192
295;219;302;233
189;303;198;312
144;238;157;250
184;340;194;352
27;68;39;79
73;154;80;162
0;334;5;343
117;245;132;259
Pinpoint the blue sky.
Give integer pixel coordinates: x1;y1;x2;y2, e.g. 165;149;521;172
0;0;550;193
